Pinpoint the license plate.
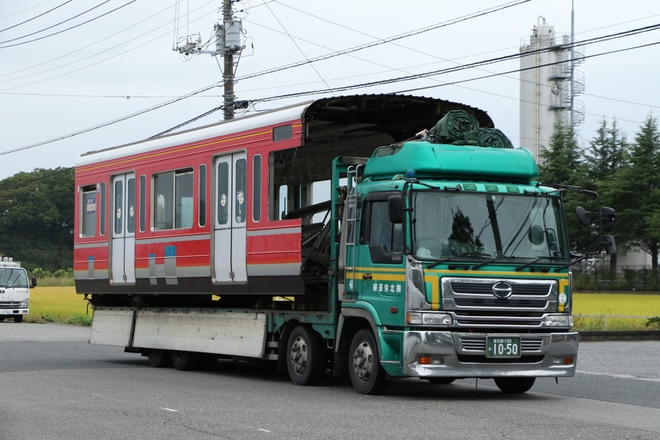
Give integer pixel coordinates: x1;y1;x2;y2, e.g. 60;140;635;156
486;336;521;358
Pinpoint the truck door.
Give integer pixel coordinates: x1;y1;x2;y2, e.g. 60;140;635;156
355;195;405;316
111;173;136;284
213;152;247;283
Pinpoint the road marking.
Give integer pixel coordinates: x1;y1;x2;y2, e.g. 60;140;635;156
578;370;660;383
160;407;179;412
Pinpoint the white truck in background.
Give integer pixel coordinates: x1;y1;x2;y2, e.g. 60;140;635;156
0;257;36;323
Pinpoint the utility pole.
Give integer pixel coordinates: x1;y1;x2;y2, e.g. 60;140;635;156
173;0;245;120
222;0;238;120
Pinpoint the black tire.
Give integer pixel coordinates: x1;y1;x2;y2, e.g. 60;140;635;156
171;351;197;371
426;378;455;385
494;377;536;394
348;329;389;395
147;350;172;368
13;315;23;323
286;325;325;386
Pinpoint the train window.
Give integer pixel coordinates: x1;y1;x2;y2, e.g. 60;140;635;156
252;155;261;222
199;165;206;227
153;169;193;230
235;158;246;223
99;182;106;236
272;124;292;142
139;175;146;232
81;185;97;237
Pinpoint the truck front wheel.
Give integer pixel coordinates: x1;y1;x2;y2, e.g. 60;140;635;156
13;315;23;323
348;329;389;395
494;377;536;393
286;325;325;386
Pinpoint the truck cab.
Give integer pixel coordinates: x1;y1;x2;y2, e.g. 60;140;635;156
0;257;35;323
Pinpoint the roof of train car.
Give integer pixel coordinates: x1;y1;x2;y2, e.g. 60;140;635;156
75;94;494;169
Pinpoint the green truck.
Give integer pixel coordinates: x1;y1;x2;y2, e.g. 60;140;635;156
76;94;615;394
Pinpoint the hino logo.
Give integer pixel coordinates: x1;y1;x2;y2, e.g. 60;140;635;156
492;281;513;300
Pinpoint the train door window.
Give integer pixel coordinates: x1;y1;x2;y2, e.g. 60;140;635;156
199;165;206;227
217;162;229;225
126;176;136;233
81;185;97;237
139;175;146;232
235;158;246;223
252;155;261;222
114;180;123;234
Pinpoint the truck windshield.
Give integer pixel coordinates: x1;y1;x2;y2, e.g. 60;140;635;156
412;191;569;261
0;268;28;288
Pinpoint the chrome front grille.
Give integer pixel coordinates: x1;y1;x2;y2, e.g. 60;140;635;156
441;277;558;328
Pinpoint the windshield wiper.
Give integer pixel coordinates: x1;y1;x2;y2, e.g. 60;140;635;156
515;256;563;272
425;252;493;269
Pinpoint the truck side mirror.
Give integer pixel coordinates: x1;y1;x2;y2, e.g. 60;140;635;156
601;235;616;255
388;194;404;224
576;206;591;226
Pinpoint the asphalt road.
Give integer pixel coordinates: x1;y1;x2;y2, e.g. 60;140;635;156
1;323;658;440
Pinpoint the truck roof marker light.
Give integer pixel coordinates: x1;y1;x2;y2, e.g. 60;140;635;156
506;185;520;193
463;183;477;191
485;184;499;192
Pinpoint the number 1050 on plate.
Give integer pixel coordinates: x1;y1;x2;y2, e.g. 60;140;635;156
486;337;521;358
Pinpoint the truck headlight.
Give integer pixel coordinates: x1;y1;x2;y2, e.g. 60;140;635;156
407;312;453;326
544;314;572;327
19;300;29;308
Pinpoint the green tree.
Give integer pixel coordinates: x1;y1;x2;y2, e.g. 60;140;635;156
602;114;660;269
0;167;74;272
538;120;593;254
584;119;628;271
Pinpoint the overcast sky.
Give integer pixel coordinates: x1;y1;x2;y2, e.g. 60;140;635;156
1;0;659;180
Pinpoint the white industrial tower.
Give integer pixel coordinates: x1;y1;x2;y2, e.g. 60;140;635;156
519;17;584;159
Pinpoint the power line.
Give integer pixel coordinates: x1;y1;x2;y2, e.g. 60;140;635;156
238;0;531;82
1;13;658;157
0;0;73;33
0;1;136;49
0;82;220;157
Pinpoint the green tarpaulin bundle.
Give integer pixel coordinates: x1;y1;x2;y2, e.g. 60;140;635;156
472;127;514;149
428;110;480;143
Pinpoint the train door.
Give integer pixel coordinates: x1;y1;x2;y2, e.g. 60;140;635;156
111;173;136;284
213;152;247;283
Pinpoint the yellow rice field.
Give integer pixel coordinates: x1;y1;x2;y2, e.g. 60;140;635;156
23;286;660;330
573;293;660;330
26;286;91;325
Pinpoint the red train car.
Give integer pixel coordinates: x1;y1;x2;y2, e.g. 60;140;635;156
74;94;492;308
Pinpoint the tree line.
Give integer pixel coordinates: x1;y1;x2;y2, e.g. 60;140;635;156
0;114;658;275
539;114;660;272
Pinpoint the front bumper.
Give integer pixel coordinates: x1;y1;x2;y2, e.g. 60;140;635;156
399;330;579;378
0;309;28;315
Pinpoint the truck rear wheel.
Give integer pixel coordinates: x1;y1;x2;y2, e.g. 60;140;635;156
147;349;172;368
286;325;325;386
348;329;389;395
494;377;536;393
171;351;197;371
